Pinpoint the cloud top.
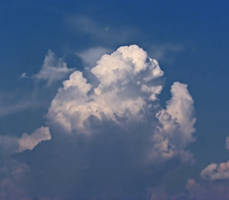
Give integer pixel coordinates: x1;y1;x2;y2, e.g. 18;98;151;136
48;45;164;132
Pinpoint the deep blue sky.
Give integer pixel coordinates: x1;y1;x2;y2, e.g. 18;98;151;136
1;1;229;199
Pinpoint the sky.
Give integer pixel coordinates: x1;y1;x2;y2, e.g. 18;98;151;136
1;0;229;199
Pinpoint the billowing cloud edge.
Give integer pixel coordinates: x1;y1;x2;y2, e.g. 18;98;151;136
47;44;196;162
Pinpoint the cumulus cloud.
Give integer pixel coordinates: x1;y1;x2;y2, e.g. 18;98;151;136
48;44;195;162
18;126;51;152
201;136;229;181
0;127;51;154
152;82;196;161
0;45;195;200
201;161;229;180
34;50;74;86
48;45;164;133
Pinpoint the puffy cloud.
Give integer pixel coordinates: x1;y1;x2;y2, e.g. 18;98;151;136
201;161;229;180
34;50;73;86
201;137;229;181
18;126;51;152
148;178;229;199
48;45;164;133
1;45;195;199
0;127;51;154
152;82;196;161
48;44;195;162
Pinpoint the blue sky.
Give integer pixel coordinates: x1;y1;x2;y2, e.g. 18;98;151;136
1;0;229;199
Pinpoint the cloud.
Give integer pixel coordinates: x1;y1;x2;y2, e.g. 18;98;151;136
77;47;111;67
185;178;229;200
201;161;229;180
18;126;51;152
201;137;229;181
48;45;164;133
152;82;196;161
48;44;195;162
226;136;229;150
0;127;51;154
34;50;74;86
2;45;195;199
148;178;229;199
20;72;29;79
0;93;39;118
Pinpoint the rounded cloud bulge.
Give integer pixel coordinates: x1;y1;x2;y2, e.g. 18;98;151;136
48;45;163;132
47;44;196;162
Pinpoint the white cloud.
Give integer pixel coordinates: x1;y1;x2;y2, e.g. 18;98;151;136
201;137;229;181
48;44;195;162
0;127;51;154
152;82;196;161
34;50;73;86
0;160;31;200
18;126;51;152
201;161;229;180
77;47;111;67
48;45;164;133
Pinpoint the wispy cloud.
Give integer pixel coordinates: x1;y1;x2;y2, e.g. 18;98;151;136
34;50;74;86
77;46;111;67
65;15;139;44
150;43;183;61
